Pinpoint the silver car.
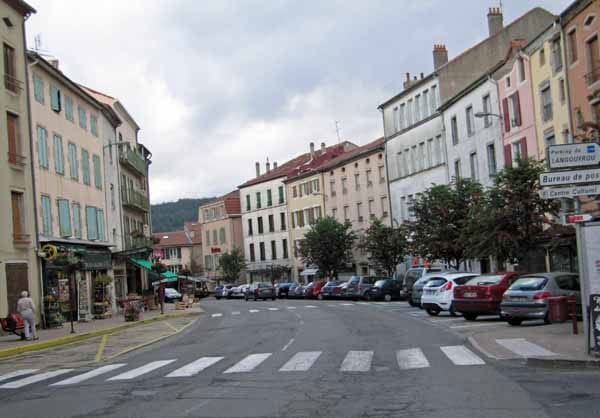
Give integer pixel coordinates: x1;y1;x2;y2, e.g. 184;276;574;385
500;272;580;326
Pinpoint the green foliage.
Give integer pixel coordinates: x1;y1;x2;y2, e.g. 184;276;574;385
218;247;247;282
298;217;357;279
411;177;483;269
361;219;409;276
465;158;559;264
151;198;214;232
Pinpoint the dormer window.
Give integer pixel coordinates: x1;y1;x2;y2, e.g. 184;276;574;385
584;14;595;27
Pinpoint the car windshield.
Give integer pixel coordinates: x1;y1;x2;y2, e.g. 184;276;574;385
509;277;548;291
466;275;504;286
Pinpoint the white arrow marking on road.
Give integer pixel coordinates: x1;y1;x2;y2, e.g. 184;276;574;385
223;353;272;373
0;369;39;383
496;338;557;357
211;313;223;318
107;360;176;381
51;364;127;386
440;346;485;366
280;351;322;371
0;369;74;389
340;351;373;372
396;348;430;369
166;357;224;377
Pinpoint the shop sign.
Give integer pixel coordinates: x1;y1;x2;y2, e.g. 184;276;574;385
539;168;600;187
81;250;112;270
591;294;600;354
211;247;221;254
539;184;600;199
548;143;600;169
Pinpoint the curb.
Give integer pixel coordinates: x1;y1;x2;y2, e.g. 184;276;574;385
526;357;600;370
0;309;203;360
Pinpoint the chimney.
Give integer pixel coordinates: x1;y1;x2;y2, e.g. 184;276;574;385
273;161;278;169
487;7;503;37
266;158;270;173
310;142;315;157
433;44;448;70
420;72;424;79
255;162;260;177
403;72;412;89
321;142;326;153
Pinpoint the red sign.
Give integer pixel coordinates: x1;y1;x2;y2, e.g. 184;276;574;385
566;214;593;224
210;247;221;254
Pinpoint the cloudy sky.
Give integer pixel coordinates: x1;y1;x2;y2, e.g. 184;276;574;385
26;0;571;203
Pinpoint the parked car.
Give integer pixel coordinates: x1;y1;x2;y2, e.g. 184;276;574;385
245;282;276;301
275;282;295;298
367;277;401;301
500;272;580;326
453;272;519;320
164;288;182;303
403;267;444;306
318;280;343;300
214;284;234;300
287;283;304;298
420;272;480;316
411;274;440;308
230;284;249;298
344;276;378;300
304;281;324;299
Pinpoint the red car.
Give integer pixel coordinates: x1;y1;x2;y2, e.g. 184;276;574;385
453;272;519;321
304;281;324;299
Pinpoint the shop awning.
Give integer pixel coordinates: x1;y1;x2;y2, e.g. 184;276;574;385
162;271;178;279
130;258;153;270
300;268;319;277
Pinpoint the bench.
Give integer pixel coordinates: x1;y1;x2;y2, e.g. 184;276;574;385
0;314;26;340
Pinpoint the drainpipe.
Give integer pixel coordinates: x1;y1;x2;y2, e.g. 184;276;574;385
380;108;394;227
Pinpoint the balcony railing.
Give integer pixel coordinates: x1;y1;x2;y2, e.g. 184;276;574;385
4;74;23;94
121;188;150;212
119;147;148;176
125;235;154;250
585;66;600;85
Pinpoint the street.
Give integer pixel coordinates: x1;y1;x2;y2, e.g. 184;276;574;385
0;298;598;418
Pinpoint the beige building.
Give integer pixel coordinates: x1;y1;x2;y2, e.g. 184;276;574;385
152;230;194;273
321;138;391;276
198;190;243;284
28;51;121;324
0;0;38;319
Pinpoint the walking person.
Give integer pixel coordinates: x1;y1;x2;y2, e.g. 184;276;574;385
158;283;166;314
17;291;38;341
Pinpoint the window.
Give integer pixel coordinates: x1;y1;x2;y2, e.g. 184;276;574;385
67;143;78;180
563;128;571;144
410;145;417;173
353;173;360;190
418;143;425;171
93;154;102;189
314;206;322;220
426;139;433;168
6;112;20;164
72;203;81;239
400;196;407;220
584;15;596;26
50;85;61;112
407;99;413;126
586;35;599;84
282;239;288;259
504;92;522;128
422;90;429;118
517;58;526;82
544;128;556;147
212;229;217;244
41;195;52;236
512;141;522;166
90;115;98;137
430;85;437;113
65;96;74;122
407;195;415;218
393;107;399;132
451;116;458;145
482;94;492;128
559;78;566;104
539;47;546;66
469;152;478;180
280;212;286;231
268;214;274;232
343;205;349;221
37;126;48;168
10;192;25;240
396;152;403;177
259;242;266;261
267;189;272;206
57;199;71;237
110;184;115;209
256;192;261;209
568;29;578;64
368;199;374;217
3;43;17;92
78;106;87;130
247;218;253;235
257;216;264;234
332;207;337;219
219;228;226;244
96;209;105;241
330;180;336;196
378;165;385;183
246;194;251;211
486;143;497;176
86;206;98;240
399;103;406;129
342;177;347;194
381;196;388;218
454;159;461;178
414;94;421;121
506;76;511;88
541;84;553;122
465;106;475;136
271;240;277;260
278;186;284;204
81;149;90;185
53;134;64;174
33;74;44;103
292;186;297;198
551;37;563;73
357;202;363;222
249;243;255;262
205;230;210;245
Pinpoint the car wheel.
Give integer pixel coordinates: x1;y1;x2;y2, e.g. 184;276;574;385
408;298;416;307
507;318;522;326
426;309;440;316
363;293;372;301
245;296;248;301
463;313;478;321
272;297;276;301
317;294;323;300
384;294;392;302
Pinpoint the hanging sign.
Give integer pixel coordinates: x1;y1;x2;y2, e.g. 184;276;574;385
548;143;600;169
539;184;600;199
539;168;600;187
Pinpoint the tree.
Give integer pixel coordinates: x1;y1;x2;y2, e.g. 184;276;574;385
298;217;356;279
218;247;247;283
361;219;409;276
465;158;559;265
410;177;483;269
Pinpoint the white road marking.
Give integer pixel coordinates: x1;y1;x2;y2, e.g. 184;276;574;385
166;357;224;377
305;305;316;308
232;311;240;315
107;360;176;381
0;369;38;383
396;348;430;369
440;346;486;366
51;364;126;386
268;308;279;311
223;353;272;373
281;338;295;352
496;338;557;357
341;303;354;306
286;306;297;310
280;351;322;371
249;309;260;313
211;313;223;318
0;369;74;389
450;322;505;329
427;317;465;322
340;350;373;372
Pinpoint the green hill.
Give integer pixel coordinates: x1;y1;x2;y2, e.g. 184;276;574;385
150;198;214;232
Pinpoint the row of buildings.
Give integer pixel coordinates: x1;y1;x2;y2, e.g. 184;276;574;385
156;1;599;285
1;0;153;324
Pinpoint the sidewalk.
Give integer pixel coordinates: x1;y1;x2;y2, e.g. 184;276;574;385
0;303;203;359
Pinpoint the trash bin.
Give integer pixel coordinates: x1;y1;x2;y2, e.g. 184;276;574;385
547;296;568;323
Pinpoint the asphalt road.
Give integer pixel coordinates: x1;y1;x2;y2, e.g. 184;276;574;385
0;298;598;418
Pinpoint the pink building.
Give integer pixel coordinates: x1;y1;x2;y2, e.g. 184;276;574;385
495;44;539;167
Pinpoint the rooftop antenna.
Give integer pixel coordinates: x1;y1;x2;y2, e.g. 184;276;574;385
335;121;341;143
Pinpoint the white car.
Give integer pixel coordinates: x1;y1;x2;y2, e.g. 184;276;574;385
420;272;480;316
164;288;182;302
231;284;250;298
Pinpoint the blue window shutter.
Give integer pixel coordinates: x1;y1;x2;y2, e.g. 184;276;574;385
81;149;90;185
37;127;48;168
57;199;71;237
65;96;73;121
96;209;105;241
68;143;78;179
92;155;102;189
53;135;64;174
72;203;81;238
79;107;87;129
41;195;52;236
86;206;97;240
33;75;44;104
50;85;61;112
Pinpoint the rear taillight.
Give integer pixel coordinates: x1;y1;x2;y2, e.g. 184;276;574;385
441;281;453;292
533;291;552;300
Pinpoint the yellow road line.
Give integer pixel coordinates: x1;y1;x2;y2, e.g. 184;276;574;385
95;335;109;362
164;321;180;333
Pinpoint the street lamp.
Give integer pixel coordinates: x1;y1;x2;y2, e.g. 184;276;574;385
474;112;501;119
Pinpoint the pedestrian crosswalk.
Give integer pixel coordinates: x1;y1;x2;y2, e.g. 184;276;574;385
0;345;489;390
